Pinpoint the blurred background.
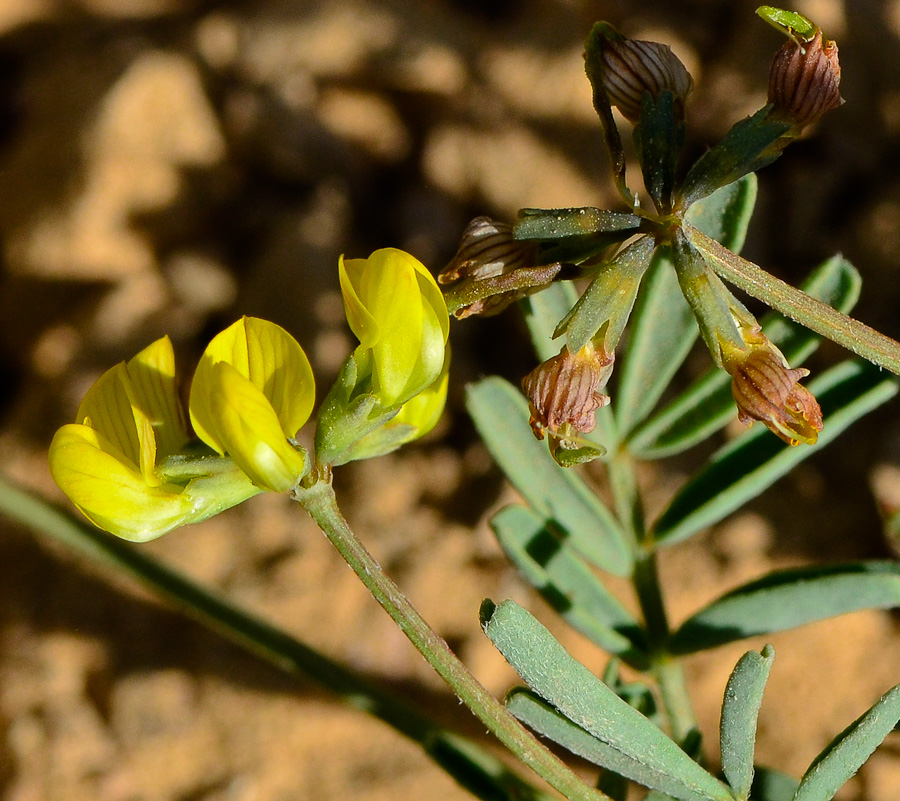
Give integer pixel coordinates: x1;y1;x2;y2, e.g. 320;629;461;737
2;0;900;798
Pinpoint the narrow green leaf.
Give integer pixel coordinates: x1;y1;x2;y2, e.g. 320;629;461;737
793;684;900;801
483;600;734;801
491;505;648;668
635;90;684;214
514;207;642;240
627;255;861;459
751;768;799;801
506;690;716;801
562;236;656;352
650;360;898;546
684;174;758;254
680;109;791;207
670;562;900;654
467;377;632;574
720;645;775;799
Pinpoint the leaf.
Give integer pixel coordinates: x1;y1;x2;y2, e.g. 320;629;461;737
792;683;900;801
514;207;642;240
684;174;758;255
520;281;579;362
467;377;632;575
670;562;900;654
635;90;684;214
560;236;656;353
490;505;648;668
751;768;799;801
719;645;775;799
650;360;898;547
615;176;758;436
626;254;861;459
680;109;791;207
483;600;734;801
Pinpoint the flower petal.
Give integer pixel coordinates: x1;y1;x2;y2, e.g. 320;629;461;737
48;424;194;542
340;255;380;348
190;317;314;455
76;363;141;468
205;361;309;492
123;336;188;459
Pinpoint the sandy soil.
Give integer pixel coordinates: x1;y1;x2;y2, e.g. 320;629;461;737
2;0;900;799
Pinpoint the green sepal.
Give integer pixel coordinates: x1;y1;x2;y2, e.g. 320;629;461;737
467;377;631;574
793;683;900;801
650;360;898;547
615;175;758;437
560;235;656;352
756;6;819;44
627;253;861;459
670;562;900;654
490;505;648;668
719;645;775;799
634;90;684;214
482;600;734;801
314;354;399;467
679;108;791;208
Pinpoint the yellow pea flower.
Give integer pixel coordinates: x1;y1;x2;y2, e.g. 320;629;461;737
48;336;260;542
189;317;315;492
340;248;449;406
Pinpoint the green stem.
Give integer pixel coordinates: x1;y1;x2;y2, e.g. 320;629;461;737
0;477;554;801
293;472;610;801
607;444;697;743
685;223;900;375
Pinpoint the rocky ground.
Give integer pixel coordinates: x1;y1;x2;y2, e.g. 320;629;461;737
2;0;900;799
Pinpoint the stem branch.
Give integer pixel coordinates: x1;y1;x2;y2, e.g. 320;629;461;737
293;473;609;801
686;223;900;375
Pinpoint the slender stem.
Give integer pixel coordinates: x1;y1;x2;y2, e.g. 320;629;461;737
293;473;610;801
685;223;900;375
607;442;698;743
0;478;555;801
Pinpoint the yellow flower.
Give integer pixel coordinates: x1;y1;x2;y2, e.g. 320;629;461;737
48;336;260;542
189;317;315;492
339;248;449;406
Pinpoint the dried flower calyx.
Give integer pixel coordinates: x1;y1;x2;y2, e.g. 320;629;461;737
522;343;614;445
596;25;693;124
723;330;823;445
767;28;842;130
439;217;562;318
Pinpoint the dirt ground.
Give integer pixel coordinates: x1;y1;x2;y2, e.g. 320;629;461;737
2;0;900;799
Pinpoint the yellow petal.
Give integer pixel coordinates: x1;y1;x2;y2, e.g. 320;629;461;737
393;351;450;440
48;424;194;542
124;336;188;459
339;255;380;348
205;362;308;492
190;317;314;454
76;363;141;469
362;249;425;403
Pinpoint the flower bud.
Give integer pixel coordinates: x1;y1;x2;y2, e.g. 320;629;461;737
723;333;823;446
767;29;842;129
439;217;548;318
599;31;693;124
522;343;614;442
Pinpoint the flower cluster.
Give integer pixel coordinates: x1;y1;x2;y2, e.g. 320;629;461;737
50;249;449;540
438;7;839;465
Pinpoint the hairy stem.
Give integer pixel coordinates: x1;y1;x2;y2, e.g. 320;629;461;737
0;478;554;801
293;472;609;801
685;223;900;375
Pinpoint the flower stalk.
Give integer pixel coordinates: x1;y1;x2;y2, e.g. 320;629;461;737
686;223;900;376
292;472;610;801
